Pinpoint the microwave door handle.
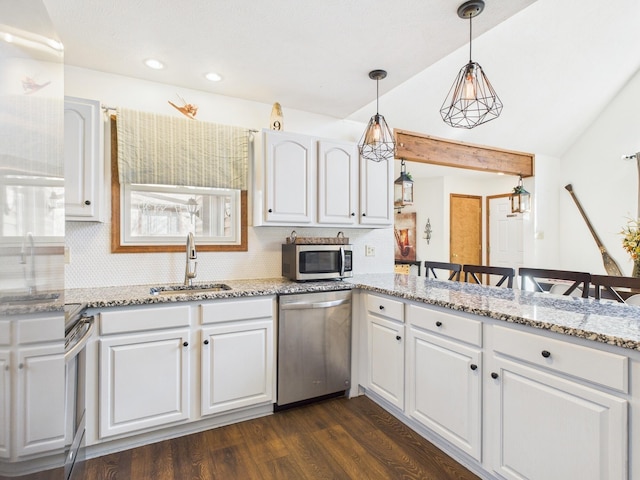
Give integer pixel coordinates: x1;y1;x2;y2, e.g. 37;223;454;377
339;246;345;277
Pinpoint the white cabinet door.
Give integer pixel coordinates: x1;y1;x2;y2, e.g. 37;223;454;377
0;349;9;459
99;329;190;438
367;313;404;409
317;139;358;225
15;345;66;457
201;319;273;416
263;130;314;224
64;96;103;221
406;327;482;461
359;155;393;226
488;357;627;480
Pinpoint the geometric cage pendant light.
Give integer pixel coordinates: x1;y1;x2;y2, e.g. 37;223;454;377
359;69;396;162
440;0;503;129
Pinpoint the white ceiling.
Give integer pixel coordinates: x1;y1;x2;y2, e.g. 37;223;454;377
42;0;534;119
42;0;640;161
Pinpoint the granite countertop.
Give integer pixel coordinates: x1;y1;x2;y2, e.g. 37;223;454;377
64;274;640;351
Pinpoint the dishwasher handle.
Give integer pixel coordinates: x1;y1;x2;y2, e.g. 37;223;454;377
65;316;95;363
280;297;351;310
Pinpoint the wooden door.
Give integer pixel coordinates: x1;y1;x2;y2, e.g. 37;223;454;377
450;194;482;267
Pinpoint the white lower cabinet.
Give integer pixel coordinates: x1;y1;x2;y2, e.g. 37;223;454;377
488;325;628;480
406;327;481;460
488;357;627;480
201;319;273;415
15;344;66;457
361;296;631;480
365;294;405;410
99;328;191;438
91;297;276;445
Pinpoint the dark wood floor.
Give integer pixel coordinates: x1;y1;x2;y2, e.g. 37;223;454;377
74;395;480;479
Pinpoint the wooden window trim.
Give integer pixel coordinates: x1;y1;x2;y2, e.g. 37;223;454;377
110;116;248;253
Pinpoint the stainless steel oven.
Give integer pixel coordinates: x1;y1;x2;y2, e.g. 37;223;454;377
64;305;94;480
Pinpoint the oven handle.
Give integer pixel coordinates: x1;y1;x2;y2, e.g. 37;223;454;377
65;316;95;363
280;298;351;310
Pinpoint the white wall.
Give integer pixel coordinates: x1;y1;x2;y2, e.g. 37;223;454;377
558;67;640;276
64;67;394;288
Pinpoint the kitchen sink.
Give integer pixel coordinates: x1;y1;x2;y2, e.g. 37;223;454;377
149;283;232;296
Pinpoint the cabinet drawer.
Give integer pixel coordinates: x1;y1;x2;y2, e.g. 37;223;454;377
407;304;481;347
100;305;191;335
16;316;64;344
200;297;274;325
366;294;404;322
492;325;628;393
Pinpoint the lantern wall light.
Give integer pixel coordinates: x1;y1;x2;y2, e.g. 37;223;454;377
394;159;414;209
510;175;530;213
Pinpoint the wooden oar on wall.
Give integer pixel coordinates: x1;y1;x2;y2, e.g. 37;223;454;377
564;184;623;276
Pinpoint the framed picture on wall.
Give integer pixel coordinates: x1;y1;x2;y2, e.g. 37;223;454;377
394;212;417;262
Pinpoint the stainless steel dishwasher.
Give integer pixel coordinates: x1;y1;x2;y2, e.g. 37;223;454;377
277;289;352;407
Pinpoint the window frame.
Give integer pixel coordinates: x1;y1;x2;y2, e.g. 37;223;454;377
110;116;248;253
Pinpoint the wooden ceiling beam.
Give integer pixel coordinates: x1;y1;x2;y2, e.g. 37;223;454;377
394;129;534;178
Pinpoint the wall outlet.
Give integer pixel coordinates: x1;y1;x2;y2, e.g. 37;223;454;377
365;245;375;257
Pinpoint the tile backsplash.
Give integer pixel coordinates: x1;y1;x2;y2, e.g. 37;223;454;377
65;221;393;288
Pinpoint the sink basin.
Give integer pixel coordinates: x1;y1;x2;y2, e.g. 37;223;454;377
149;283;232;296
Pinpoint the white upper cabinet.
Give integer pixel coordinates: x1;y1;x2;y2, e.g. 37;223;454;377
263;130;314;224
317;139;359;225
64;97;104;222
359;155;393;226
257;129;392;227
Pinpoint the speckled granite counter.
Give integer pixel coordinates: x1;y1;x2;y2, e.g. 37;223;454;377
350;273;640;351
65;274;640;351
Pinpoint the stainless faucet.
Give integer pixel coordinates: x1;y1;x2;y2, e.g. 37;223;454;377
21;232;36;294
184;232;197;286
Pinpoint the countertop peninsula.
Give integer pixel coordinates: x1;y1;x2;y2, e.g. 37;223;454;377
63;274;640;351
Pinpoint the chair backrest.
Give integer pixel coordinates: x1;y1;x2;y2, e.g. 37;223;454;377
518;267;590;298
590;274;640;303
463;264;515;288
424;261;462;281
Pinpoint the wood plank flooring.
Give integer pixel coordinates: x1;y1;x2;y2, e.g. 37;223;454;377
74;395;480;479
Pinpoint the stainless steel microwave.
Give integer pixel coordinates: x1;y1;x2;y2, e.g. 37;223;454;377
282;243;353;281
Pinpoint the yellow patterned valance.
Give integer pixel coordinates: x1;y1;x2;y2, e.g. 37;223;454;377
116;108;249;189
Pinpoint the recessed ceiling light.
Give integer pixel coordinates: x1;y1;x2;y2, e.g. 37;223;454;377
144;58;164;70
205;72;222;82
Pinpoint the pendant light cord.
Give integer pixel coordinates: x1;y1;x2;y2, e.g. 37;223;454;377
376;78;380;115
468;14;473;62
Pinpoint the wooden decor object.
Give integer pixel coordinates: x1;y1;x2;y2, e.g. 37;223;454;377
394;129;534;177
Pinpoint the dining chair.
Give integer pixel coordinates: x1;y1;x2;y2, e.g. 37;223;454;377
424;261;462;281
518;267;590;298
590;274;640;303
463;264;515;288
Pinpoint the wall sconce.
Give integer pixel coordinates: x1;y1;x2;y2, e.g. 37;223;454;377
510;175;530;213
423;218;432;244
394;159;413;209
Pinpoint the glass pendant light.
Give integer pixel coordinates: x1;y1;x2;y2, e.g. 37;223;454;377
440;0;503;129
510;175;530;213
359;69;395;162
